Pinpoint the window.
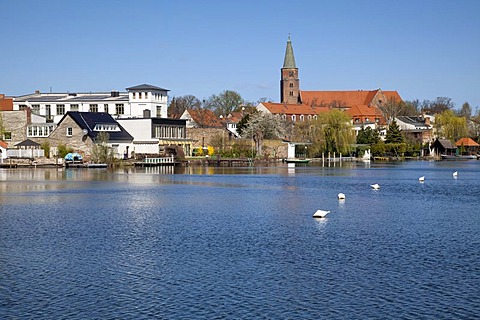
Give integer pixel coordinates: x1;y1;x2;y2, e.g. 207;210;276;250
93;124;119;132
313;115;318;120
291;115;296;121
66;127;73;136
115;104;124;115
89;104;98;112
289;83;293;88
31;104;40;114
156;105;162;117
46;105;53;122
300;115;304;121
70;104;79;111
355;118;360;123
3;132;12;140
19;105;28;110
132;92;136;99
104;104;109;113
56;104;65;115
365;118;370;122
289;91;293;96
375;118;380;123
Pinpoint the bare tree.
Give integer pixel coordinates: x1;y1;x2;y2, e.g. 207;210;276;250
168;95;202;116
206;90;244;116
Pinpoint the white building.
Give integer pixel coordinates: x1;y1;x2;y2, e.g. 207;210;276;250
13;84;169;124
117;117;192;156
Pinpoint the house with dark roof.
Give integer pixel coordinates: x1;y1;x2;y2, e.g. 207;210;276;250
396;116;433;143
431;138;457;156
49;112;133;159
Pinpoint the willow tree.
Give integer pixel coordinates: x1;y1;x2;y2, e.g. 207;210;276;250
243;112;286;157
435;109;468;142
314;109;355;154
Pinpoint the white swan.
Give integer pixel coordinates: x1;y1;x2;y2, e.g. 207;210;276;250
337;193;346;200
419;176;425;182
313;209;330;218
370;184;380;190
453;171;458;178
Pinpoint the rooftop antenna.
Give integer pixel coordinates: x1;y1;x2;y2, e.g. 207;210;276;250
50;87;52;93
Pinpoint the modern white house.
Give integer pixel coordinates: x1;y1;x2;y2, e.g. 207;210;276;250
117;117;192;157
12;84;169;124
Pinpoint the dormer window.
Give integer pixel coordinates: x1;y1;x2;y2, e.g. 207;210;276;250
93;124;120;132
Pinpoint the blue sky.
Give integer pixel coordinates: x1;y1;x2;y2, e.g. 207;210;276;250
1;0;479;110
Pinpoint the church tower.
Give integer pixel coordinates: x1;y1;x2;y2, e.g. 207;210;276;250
280;35;300;104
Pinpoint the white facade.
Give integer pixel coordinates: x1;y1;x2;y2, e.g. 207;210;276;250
12;84;169;124
117;118;159;155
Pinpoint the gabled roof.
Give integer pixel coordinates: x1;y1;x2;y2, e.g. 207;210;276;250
59;112;133;142
455;137;479;147
259;102;328;115
126;84;169;91
435;139;456;149
383;91;403;103
184;109;223;127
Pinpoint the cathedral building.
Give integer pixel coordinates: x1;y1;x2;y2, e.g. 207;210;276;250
258;36;404;132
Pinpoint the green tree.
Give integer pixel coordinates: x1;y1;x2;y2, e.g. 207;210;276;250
385;119;404;144
243;112;286;157
206;90;244;116
41;141;51;158
356;126;381;144
314;109;355;154
91;132;116;164
435;109;468;142
57;144;74;158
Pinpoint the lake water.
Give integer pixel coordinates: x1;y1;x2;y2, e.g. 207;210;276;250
1;160;479;319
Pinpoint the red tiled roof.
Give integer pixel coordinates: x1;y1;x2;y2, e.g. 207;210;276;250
300;89;403;108
383;91;403;103
300;90;377;107
346;104;387;125
0;140;8;148
455;137;479;147
187;109;223;127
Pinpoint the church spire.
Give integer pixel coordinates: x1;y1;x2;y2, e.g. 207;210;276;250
283;34;297;68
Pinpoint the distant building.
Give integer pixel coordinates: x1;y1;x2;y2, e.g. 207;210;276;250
259;36;405;140
396;116;433;144
12;84;169;124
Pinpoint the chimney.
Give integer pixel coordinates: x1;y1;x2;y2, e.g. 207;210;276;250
35;90;40;94
111;90;119;97
425;116;430;126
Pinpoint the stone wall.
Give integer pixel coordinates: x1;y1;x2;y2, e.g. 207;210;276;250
48;116;95;158
1;110;28;146
187;127;288;158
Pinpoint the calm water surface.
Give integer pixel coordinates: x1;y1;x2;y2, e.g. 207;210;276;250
1;161;479;319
